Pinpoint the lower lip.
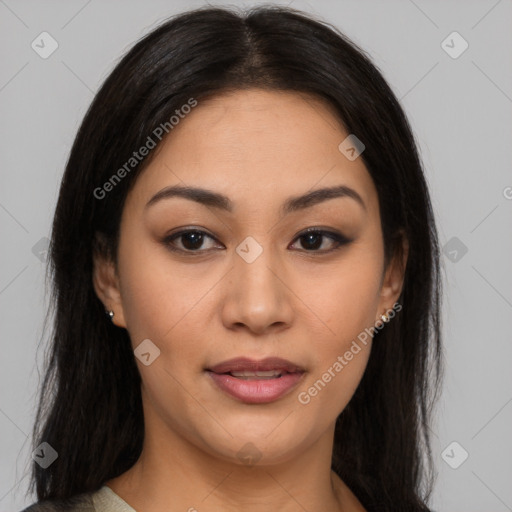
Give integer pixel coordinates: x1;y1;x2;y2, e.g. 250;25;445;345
207;371;304;404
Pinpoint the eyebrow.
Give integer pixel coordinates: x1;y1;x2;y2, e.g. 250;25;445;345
144;184;366;214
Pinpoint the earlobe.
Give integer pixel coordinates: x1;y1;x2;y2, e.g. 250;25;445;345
92;240;127;328
376;231;409;321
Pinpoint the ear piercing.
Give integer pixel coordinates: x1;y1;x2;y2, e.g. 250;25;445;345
104;308;390;324
380;313;390;323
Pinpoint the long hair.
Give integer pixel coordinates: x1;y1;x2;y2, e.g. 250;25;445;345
29;5;443;511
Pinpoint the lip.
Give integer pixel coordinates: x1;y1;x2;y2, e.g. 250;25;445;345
206;357;306;404
208;357;305;374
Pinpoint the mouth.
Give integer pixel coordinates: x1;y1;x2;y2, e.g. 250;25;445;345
205;357;306;404
220;369;287;380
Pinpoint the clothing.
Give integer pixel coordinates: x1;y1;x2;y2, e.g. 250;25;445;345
21;485;136;512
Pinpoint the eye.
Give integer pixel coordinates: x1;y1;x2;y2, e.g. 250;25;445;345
163;227;350;255
164;229;221;253
289;228;350;252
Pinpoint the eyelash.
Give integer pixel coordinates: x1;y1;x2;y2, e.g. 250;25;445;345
162;227;351;255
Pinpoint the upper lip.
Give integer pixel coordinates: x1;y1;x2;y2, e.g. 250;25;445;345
207;357;305;374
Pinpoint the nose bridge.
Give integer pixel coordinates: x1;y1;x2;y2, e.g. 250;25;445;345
222;234;293;332
234;234;280;298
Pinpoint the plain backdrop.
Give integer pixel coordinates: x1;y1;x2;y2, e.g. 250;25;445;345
1;1;511;511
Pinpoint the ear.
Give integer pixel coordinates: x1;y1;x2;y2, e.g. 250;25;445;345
375;230;408;323
92;233;127;329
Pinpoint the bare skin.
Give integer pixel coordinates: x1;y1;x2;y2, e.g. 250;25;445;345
94;88;407;512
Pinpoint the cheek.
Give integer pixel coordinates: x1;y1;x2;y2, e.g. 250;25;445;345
116;237;180;342
295;244;382;411
303;247;383;343
117;239;218;361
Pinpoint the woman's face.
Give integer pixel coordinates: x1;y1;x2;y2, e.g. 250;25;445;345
94;89;405;466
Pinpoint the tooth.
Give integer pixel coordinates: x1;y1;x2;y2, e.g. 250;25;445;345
255;370;281;377
230;370;282;378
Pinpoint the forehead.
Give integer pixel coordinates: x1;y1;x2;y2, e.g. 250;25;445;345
125;89;378;216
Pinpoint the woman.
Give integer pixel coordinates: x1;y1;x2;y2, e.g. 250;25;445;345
22;5;443;512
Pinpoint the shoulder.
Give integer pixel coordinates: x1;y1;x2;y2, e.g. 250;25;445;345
19;492;95;512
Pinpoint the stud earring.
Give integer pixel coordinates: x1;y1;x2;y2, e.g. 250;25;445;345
106;309;114;321
380;313;390;323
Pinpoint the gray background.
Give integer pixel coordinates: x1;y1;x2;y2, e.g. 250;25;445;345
1;0;511;510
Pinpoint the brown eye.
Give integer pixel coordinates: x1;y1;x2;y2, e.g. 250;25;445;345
163;228;350;255
164;230;220;253
290;229;350;252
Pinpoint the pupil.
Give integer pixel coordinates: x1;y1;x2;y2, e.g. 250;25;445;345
182;232;203;250
303;233;321;250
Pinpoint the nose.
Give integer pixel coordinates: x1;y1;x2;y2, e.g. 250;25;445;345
221;243;294;336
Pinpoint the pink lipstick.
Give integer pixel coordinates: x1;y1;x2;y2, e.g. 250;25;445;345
206;357;305;404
